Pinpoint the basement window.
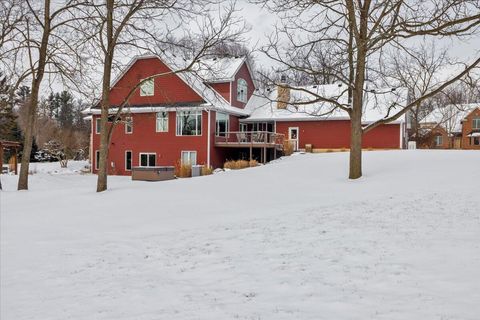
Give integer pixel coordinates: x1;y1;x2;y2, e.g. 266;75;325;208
140;78;154;96
181;151;197;165
139;153;156;167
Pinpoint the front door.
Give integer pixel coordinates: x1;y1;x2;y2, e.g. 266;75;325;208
288;127;299;151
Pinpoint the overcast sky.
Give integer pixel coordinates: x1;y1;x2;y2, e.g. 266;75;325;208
236;0;480;67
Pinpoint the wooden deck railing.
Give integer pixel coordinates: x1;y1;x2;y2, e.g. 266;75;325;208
214;131;285;148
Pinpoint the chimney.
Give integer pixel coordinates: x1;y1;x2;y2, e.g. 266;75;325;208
277;74;290;109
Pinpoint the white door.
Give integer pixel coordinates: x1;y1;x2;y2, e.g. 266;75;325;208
288;127;299;151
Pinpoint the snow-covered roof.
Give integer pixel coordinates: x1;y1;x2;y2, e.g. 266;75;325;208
422;104;479;133
243;84;408;124
86;53;250;117
195;56;246;83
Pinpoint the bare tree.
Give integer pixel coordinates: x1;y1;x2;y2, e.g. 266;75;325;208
1;0;87;190
384;42;449;142
254;0;480;179
79;0;247;192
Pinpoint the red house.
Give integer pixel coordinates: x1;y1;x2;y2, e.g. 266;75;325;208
86;54;405;175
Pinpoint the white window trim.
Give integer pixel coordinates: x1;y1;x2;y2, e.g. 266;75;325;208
95;150;100;170
125;117;133;134
435;135;443;146
473;118;480;130
95;118;101;134
139;78;154;97
138;152;157;167
215;112;230;137
176;110;202;136
237;78;248;103
181;151;197;165
156;112;169;132
125;150;132;171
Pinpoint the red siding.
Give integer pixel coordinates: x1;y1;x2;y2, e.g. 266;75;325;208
92;111;210;175
110;57;203;106
275;120;401;149
230;62;255;109
209;82;231;102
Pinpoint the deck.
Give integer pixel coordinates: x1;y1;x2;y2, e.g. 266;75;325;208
214;131;285;150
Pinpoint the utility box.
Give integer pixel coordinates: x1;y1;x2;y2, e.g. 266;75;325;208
191;165;204;177
305;144;313;153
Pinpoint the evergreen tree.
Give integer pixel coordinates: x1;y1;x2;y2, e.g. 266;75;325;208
57;91;74;129
0;72;21;141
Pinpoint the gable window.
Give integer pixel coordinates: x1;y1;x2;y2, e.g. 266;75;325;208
125;116;133;134
176;110;202;136
215;112;229;137
473;118;480;129
139;153;156;167
140;78;154;96
156;111;168;132
95;150;100;170
434;135;443;146
95;118;101;134
125;151;132;171
181;151;197;165
237;78;248;103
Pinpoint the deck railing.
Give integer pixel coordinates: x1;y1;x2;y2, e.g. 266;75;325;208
214;131;285;148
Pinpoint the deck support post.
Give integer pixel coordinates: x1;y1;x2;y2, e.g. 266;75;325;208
263;147;267;164
14;147;18;175
249;144;253;161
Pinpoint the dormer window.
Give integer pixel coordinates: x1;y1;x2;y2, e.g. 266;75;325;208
140;78;154;96
237;78;247;103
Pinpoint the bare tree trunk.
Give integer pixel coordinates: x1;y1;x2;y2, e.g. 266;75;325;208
349;111;363;179
96;0;114;193
17;0;50;190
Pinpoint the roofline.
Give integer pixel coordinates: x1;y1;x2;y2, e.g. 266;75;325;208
240;117;403;124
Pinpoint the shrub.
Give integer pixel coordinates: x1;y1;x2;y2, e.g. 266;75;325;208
249;159;258;167
224;159;250;170
201;166;214;176
175;160;192;178
283;140;294;156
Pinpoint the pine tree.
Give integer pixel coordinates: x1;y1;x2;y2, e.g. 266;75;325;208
0;72;21;141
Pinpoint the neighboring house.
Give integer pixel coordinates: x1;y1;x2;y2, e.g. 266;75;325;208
84;54;406;176
418;104;480;149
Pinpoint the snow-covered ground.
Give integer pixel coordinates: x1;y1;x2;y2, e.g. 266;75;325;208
1;150;479;320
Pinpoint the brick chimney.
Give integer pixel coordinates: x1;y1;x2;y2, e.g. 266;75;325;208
277;75;290;109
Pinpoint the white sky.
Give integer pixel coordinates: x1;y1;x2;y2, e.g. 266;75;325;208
237;0;480;67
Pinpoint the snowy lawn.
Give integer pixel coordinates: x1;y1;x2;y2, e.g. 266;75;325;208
1;150;479;320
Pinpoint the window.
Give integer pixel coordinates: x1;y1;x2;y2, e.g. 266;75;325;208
181;151;197;165
95;118;101;134
140;78;154;96
473;118;480;129
215;112;229;137
139;153;156;167
434;135;443;146
240;123;247;132
125;151;132;171
95;150;100;170
156;112;168;132
176;110;202;136
474;137;480;146
125;117;133;134
237;78;248;103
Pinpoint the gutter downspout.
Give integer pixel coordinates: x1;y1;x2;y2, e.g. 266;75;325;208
207;108;211;167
